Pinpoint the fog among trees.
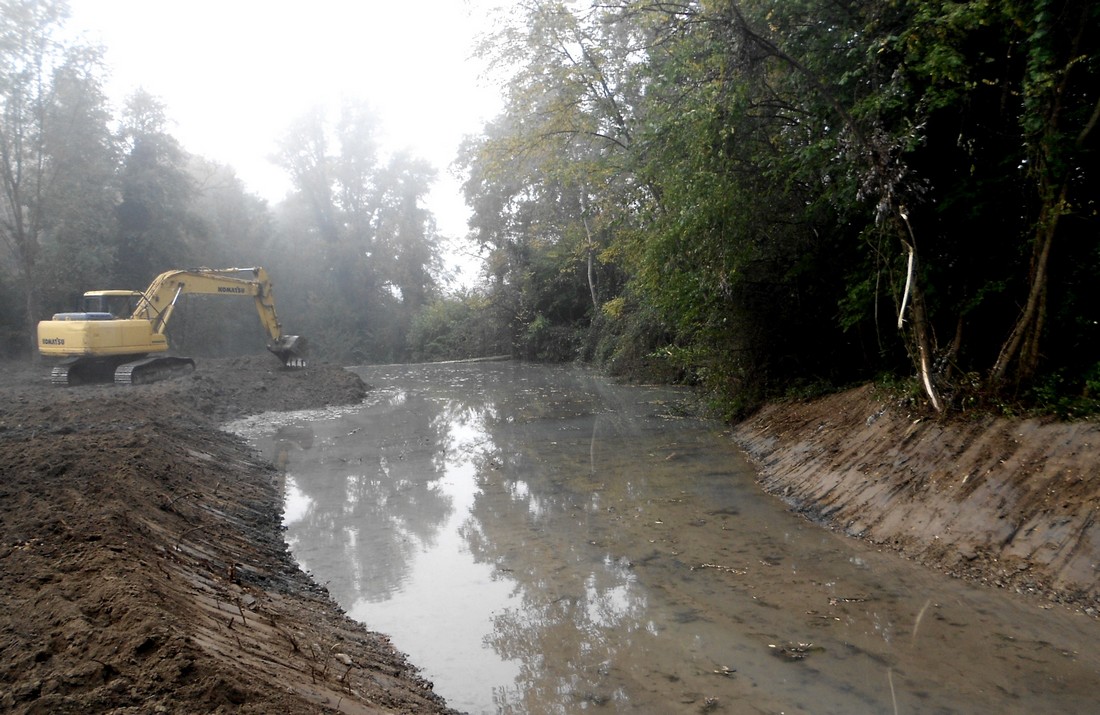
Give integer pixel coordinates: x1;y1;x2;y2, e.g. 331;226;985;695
2;0;1097;417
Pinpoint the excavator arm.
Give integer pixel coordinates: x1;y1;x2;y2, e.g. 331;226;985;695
133;267;305;364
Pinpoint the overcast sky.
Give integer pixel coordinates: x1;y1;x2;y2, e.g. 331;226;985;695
66;0;502;241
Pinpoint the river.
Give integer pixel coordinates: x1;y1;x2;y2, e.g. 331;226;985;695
229;362;1100;714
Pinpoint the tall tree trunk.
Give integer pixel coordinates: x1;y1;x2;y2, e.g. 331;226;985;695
990;180;1062;386
582;214;598;310
23;257;41;361
908;274;941;413
896;228;942;413
0;175;41;360
580;191;598;310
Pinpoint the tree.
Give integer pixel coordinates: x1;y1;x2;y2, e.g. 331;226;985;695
34;35;117;311
185;155;274;267
989;0;1100;388
372;151;441;311
113;89;203;289
456;0;1099;413
272;102;443;361
606;0;1095;409
0;0;111;353
462;0;651;356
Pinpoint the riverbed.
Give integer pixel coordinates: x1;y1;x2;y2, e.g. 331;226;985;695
230;362;1100;714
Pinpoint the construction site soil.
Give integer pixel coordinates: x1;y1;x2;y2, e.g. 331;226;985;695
1;359;1097;714
0;356;458;715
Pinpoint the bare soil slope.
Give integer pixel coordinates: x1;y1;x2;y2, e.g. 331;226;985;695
0;356;458;714
733;385;1099;612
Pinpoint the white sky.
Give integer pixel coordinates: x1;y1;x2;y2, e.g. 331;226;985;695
66;0;502;243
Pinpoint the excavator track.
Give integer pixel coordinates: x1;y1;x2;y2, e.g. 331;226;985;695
50;358;123;386
114;357;196;385
50;364;75;386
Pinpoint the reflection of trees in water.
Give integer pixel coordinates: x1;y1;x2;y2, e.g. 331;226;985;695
474;518;651;713
457;368;685;711
281;390;454;605
277;363;696;705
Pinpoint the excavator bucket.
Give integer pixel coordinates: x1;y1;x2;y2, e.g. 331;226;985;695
269;335;307;368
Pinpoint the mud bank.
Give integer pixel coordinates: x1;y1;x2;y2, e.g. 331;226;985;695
0;356;457;714
732;384;1099;611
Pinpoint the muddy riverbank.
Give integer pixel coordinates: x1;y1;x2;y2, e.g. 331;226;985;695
2;357;1096;713
0;356;457;714
732;384;1099;612
242;362;1100;713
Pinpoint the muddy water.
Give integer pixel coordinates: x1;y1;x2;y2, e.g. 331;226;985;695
230;362;1100;714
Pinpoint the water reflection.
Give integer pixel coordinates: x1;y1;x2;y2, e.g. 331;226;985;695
231;363;1100;714
279;385;455;605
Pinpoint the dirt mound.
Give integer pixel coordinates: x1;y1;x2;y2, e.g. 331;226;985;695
0;356;457;714
733;385;1100;612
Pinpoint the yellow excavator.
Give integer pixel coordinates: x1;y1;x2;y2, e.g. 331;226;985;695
37;266;306;385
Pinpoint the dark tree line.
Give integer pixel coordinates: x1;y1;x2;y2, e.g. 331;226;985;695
449;0;1099;417
0;0;444;364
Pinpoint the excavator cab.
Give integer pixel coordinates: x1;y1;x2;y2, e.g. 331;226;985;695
82;291;142;319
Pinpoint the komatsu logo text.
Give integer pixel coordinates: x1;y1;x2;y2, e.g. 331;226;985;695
217;286;247;294
42;337;65;345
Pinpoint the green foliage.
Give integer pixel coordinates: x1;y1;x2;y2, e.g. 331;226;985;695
580;291;677;382
1026;364;1100;420
407;292;510;362
455;0;1099;417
